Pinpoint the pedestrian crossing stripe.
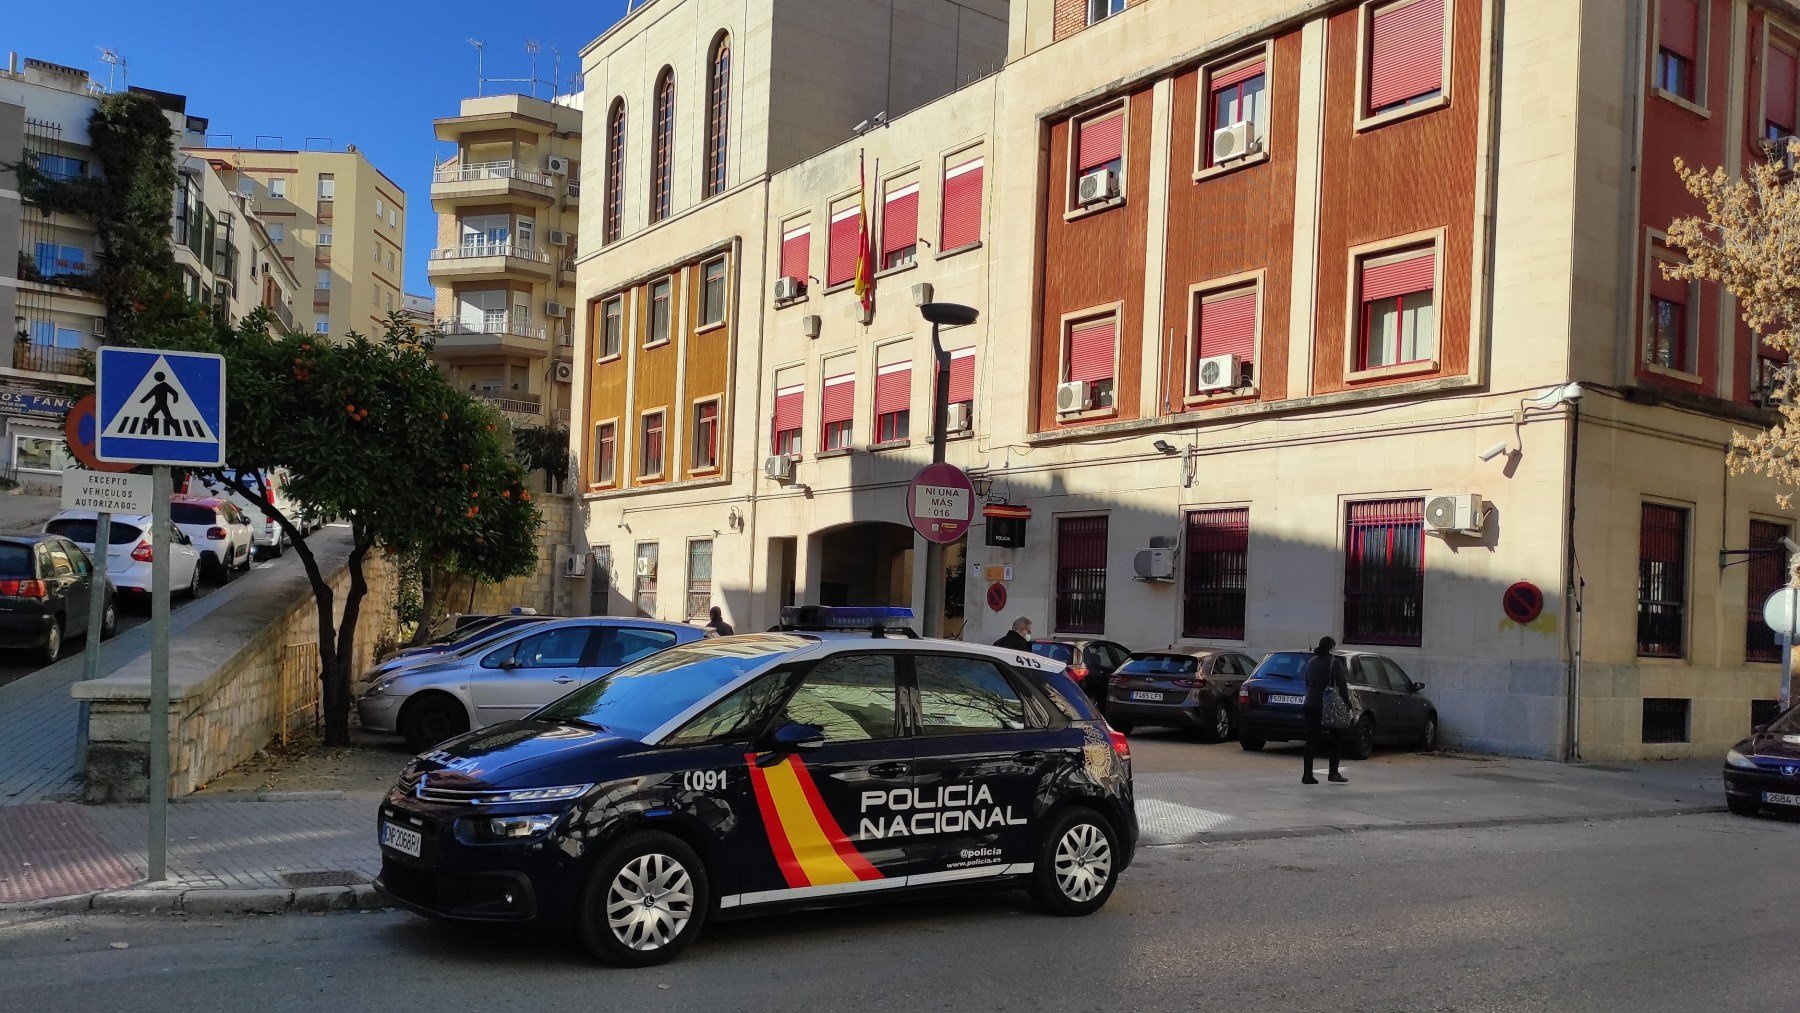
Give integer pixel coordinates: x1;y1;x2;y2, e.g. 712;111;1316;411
98;355;219;444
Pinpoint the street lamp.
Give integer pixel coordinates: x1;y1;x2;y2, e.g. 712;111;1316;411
918;302;979;637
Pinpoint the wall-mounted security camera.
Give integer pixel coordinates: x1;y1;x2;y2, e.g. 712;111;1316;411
1478;442;1511;463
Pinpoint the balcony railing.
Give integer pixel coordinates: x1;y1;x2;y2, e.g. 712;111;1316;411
434;160;555;190
430;243;552;265
471;390;543;416
12;343;86;376
436;319;550;341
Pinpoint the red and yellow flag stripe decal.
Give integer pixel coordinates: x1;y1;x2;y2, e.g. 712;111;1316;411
745;753;882;889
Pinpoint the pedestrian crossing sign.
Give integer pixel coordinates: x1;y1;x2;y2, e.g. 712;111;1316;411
95;347;227;467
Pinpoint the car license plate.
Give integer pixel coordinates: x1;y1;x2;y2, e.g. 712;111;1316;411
380;821;422;858
1130;691;1162;702
1269;694;1307;706
1764;791;1800;807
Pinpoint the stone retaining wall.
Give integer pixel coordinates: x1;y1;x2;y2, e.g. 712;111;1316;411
74;532;396;802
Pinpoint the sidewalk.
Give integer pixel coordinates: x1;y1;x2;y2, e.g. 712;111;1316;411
0;736;1735;914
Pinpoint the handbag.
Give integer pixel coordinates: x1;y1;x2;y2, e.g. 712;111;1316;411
1321;690;1354;731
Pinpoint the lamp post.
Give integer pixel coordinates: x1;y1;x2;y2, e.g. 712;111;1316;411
918;302;979;638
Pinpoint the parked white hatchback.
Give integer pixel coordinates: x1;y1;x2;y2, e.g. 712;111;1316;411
43;511;203;602
170;496;254;583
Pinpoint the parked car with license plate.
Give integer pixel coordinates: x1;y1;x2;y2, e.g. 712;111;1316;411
1723;702;1800;817
1236;650;1438;759
1031;637;1133;709
170;496;254;583
365;615;556;681
0;532;117;663
374;606;1137;966
358;617;705;750
44;511;203;604
1105;649;1257;741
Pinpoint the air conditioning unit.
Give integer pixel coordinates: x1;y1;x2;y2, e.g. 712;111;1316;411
1056;380;1094;414
1212;120;1260;165
562;553;588;578
1133;548;1176;581
553;361;574;383
774;276;806;301
1077;168;1118;206
547;229;568;246
635;555;657;578
764;454;796;483
546;301;569;317
1425;493;1487;535
946;402;972;433
546;156;570;175
1194;353;1242;393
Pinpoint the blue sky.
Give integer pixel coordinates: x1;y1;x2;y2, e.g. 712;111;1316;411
3;0;626;293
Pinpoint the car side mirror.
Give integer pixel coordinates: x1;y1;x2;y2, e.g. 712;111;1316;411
766;722;826;753
1411;681;1425;693
1753;723;1769;735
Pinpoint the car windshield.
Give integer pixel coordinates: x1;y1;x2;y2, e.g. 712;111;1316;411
1768;706;1800;735
0;544;33;577
1031;642;1076;664
1119;654;1199;676
535;634;810;742
170;503;217;525
1253;652;1310;681
46;519;143;546
439;617;504;645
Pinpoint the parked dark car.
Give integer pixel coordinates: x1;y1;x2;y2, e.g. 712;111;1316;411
1031;638;1133;708
1723;703;1800;817
0;532;117;664
387;614;553;662
1236;650;1438;759
1105;650;1257;741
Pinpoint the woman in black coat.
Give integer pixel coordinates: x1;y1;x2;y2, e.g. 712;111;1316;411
1302;636;1351;785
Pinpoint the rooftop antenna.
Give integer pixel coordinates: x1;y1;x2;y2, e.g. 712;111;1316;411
467;38;486;97
526;40;541;99
551;46;562;99
98;46;125;92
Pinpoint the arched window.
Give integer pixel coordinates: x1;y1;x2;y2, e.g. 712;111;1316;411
651;68;676;224
704;33;731;199
604;98;627;244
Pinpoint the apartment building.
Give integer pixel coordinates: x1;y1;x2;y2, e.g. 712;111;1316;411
568;0;1800;762
186;145;407;342
426;93;583;430
0;55;297;484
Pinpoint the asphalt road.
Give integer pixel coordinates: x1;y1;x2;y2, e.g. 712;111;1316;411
1;812;1790;1011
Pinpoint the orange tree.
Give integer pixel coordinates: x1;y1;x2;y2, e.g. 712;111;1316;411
185;314;540;744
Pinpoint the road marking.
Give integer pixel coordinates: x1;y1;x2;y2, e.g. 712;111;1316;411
1136;798;1235;843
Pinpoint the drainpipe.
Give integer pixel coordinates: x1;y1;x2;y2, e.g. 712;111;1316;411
1563;400;1583;762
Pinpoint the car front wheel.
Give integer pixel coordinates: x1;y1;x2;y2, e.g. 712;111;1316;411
184;562;202;599
399;694;470;752
100;600;117;640
1030;807;1119;917
577;830;709;967
1203;704;1234;743
1417;714;1439;752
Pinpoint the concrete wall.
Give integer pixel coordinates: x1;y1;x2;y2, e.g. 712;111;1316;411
74;534;398;802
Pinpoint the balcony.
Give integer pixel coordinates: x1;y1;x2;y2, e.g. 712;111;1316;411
430;160;557;212
9;342;87;377
470;390;546;424
432;319;552;360
426;242;554;284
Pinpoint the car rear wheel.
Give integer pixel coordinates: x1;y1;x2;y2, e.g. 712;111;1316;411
399;694;470;752
1203;705;1234;743
1238;733;1266;752
1345;715;1376;761
236;544;252;571
100;600;117;640
184;562;202;599
577;830;709;967
1030;808;1118;917
1727;797;1761;817
1417;714;1439;752
39;618;61;665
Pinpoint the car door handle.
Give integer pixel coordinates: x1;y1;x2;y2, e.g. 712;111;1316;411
552;676;576;684
868;762;909;779
1013;751;1046;765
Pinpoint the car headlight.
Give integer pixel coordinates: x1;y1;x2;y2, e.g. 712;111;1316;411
469;813;559;840
363;680;396;699
466;784;592;805
1726;749;1758;770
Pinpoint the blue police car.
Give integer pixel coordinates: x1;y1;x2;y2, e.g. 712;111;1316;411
374;606;1138;966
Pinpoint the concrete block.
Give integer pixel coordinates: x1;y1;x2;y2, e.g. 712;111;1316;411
12;891;97;914
181;889;292;915
291;886;356;912
349;884;392;911
91;889;184;914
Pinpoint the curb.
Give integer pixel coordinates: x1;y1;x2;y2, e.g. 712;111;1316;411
5;882;392;917
1144;804;1729;848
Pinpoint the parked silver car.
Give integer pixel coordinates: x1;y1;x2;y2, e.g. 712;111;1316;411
357;617;706;750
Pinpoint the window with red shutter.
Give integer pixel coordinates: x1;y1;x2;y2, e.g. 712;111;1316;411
604;99;626;244
875;362;910;443
1767;41;1797;139
1184;508;1249;639
651;68;675;224
1655;0;1700;101
780;223;811;288
1357;247;1436;370
1076;111;1125;175
1207;58;1267;166
1064;316;1117;410
705;34;731;199
1056;515;1109;634
1344;499;1425;647
771;384;804;457
820;372;855;452
1365;0;1447;117
940;157;984;251
1638;503;1689;658
593;421;617;485
640;411;666;479
826;207;860;287
881;182;919;270
1194;286;1257;393
1647;253;1692;374
948;348;975;409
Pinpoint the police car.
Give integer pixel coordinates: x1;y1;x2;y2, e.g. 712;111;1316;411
374;606;1137;966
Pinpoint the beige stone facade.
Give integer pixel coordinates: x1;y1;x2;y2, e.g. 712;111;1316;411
567;0;1800;762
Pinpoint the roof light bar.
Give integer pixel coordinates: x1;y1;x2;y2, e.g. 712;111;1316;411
778;605;917;631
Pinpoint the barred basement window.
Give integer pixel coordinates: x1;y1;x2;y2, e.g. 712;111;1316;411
686;539;713;620
1056;515;1109;635
1641;697;1690;744
1344;499;1425;647
1183;508;1248;639
635;543;659;618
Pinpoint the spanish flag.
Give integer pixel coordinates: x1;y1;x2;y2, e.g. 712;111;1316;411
853;151;876;317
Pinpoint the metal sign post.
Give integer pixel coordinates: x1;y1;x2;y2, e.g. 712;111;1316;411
94;348;226;884
73;512;109;778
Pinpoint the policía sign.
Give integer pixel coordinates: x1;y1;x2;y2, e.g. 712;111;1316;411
906;462;975;544
61;469;154;514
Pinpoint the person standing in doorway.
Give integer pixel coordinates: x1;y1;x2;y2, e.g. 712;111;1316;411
1303;636;1351;785
705;606;734;637
994;616;1033;651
